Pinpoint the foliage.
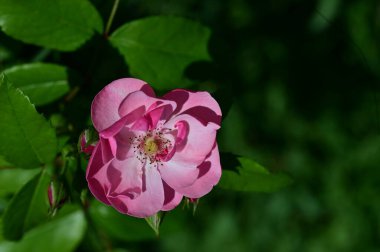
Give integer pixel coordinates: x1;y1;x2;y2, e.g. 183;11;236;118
0;0;379;251
110;16;211;89
219;157;293;192
2;63;70;106
0;0;102;51
0;76;57;168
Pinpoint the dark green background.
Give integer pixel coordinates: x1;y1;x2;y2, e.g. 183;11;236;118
1;0;379;251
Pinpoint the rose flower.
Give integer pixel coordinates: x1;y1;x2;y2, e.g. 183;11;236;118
86;78;222;217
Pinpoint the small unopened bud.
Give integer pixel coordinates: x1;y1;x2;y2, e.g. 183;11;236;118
48;182;55;208
185;198;199;215
79;128;98;155
48;181;66;215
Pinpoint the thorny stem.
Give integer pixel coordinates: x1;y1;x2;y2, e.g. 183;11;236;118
104;0;120;38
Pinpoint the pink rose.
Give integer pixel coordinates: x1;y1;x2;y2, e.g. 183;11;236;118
86;78;222;217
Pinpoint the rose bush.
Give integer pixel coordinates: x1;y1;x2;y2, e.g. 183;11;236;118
86;78;222;217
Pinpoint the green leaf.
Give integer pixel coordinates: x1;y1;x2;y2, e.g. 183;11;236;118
309;0;341;32
0;168;40;196
89;201;156;241
0;218;3;241
0;207;86;252
219;157;293;192
2;170;50;240
145;212;164;236
0;0;103;51
0;155;12;167
2;63;70;106
0;241;13;252
0;75;57;168
110;16;211;89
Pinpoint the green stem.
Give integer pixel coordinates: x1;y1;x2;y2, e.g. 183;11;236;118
104;0;120;38
32;48;51;62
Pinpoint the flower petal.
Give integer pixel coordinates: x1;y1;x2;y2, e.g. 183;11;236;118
89;160;113;205
100;106;146;138
86;143;111;205
118;90;156;118
91;78;154;131
86;142;103;178
109;164;165;217
145;104;174;129
114;127;136;160
159;114;217;190
161;181;183;211
107;158;144;196
163;89;222;125
165;114;217;165
106;195;129;213
119;91;176;121
178;144;221;198
100;137;116;163
159;158;199;190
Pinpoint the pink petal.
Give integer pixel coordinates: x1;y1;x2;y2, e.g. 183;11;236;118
86;142;103;178
106;195;129;213
118;91;156;118
173;120;188;152
178;144;221;198
100;137;116;163
145;104;174;129
118;91;176;124
91;78;154;131
131;116;149;131
181;106;221;127
89;160;113;205
114;127;136;160
161;181;183;211
159;114;217;190
107;158;143;197
163;90;222;125
108;164;165;217
88;177;111;205
100;106;146;138
86;143;111;205
165;114;217;165
159;158;200;190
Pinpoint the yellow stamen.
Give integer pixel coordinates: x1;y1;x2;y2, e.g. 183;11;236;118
144;137;158;155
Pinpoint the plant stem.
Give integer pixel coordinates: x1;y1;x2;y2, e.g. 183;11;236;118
104;0;120;38
65;86;80;102
32;48;51;62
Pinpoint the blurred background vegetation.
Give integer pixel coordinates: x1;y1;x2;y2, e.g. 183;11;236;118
1;0;380;251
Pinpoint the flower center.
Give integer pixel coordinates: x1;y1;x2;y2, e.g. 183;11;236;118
130;129;173;166
143;137;159;155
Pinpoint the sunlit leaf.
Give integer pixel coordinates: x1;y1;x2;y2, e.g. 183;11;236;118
0;168;40;196
2;170;50;240
0;0;103;51
2;63;69;106
219;156;293;192
0;75;57;168
1;206;86;252
110;16;211;89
